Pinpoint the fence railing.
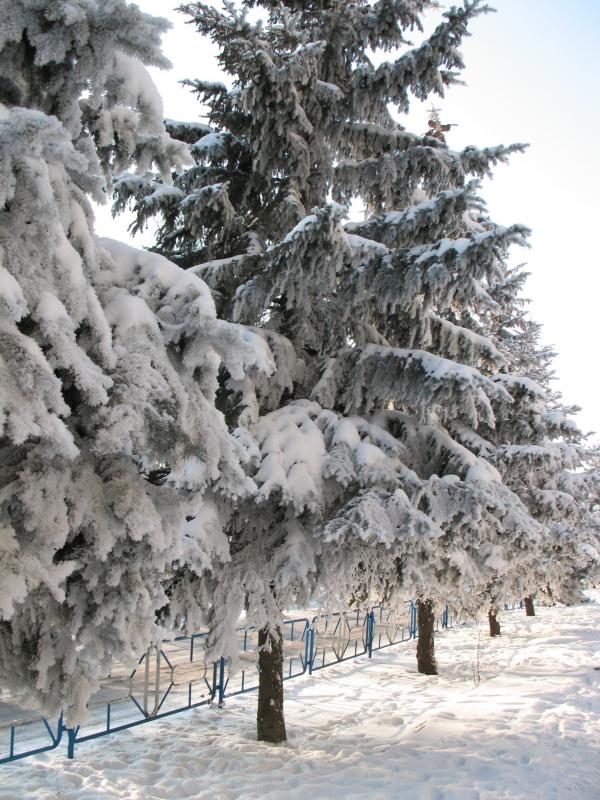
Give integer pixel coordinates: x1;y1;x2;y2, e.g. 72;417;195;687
1;600;455;765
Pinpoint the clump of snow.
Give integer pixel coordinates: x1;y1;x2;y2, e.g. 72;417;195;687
283;214;319;243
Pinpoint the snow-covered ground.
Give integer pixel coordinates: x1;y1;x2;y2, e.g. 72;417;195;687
2;594;599;800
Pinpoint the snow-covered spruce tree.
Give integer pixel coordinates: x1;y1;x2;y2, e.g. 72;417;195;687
475;265;600;616
0;0;271;724
116;0;546;738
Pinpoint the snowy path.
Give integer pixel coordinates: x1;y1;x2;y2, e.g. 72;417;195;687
1;596;599;800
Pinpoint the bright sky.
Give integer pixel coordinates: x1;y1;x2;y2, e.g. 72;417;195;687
95;0;600;435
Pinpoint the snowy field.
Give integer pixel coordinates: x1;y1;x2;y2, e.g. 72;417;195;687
2;595;599;800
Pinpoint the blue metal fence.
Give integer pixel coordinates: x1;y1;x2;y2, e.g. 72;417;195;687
0;713;63;765
1;600;457;764
503;600;524;611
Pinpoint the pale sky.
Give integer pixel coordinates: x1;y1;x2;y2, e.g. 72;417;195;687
95;0;600;436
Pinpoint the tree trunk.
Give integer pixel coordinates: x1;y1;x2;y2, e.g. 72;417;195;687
257;625;287;743
488;608;501;637
416;598;438;675
524;595;535;616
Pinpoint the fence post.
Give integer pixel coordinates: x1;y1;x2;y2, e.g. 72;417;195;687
217;657;226;707
442;605;449;629
366;611;375;658
307;625;315;675
211;660;218;704
410;602;417;639
65;726;79;760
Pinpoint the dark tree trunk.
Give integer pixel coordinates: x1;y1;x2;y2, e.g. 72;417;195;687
524;595;535;617
257;625;287;743
488;608;501;637
416;598;438;675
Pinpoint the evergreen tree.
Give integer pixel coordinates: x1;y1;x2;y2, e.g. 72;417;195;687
117;0;549;740
0;0;269;723
479;266;600;610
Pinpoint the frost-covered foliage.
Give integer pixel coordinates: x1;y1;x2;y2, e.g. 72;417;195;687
471;267;600;603
203;398;546;667
113;0;564;658
0;0;270;723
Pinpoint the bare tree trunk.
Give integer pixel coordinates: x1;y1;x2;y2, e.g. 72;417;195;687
416;598;438;675
257;625;287;743
488;607;501;637
524;595;535;617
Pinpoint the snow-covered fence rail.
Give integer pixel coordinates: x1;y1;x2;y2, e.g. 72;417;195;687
0;601;452;764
